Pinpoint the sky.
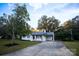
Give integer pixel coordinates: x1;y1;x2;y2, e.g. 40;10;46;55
0;3;79;28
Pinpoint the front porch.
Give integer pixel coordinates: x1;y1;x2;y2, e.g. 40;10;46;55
31;32;55;41
22;32;55;41
32;35;53;41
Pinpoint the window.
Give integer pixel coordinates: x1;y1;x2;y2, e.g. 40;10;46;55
27;35;30;38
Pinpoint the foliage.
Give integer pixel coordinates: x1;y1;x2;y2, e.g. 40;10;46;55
72;16;79;40
38;15;60;32
55;16;79;41
55;26;71;41
0;4;31;40
64;20;73;30
11;4;30;40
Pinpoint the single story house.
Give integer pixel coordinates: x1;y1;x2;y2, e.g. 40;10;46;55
22;32;55;41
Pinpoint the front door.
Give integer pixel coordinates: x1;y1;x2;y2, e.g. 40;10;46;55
46;36;53;41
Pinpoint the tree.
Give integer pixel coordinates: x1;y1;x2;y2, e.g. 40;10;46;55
0;13;8;39
55;25;70;41
63;16;79;40
72;16;79;40
0;4;31;41
47;16;60;32
11;4;30;40
38;15;48;31
38;15;60;32
63;20;74;40
64;20;74;30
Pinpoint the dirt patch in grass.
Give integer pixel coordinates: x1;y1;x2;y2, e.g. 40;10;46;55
4;43;19;47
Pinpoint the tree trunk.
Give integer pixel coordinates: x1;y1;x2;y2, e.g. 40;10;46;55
12;31;15;43
12;20;15;44
20;35;22;40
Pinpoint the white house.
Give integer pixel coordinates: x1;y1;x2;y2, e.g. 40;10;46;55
22;32;55;41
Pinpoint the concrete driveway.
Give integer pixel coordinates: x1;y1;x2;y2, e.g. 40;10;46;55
4;41;74;56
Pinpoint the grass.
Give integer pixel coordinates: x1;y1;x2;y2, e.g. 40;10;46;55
0;39;40;55
64;41;79;56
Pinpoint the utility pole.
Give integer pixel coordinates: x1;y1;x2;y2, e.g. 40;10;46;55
70;29;73;40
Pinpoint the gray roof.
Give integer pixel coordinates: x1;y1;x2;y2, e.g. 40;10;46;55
31;32;53;35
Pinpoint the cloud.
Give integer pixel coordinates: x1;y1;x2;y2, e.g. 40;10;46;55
7;3;16;14
6;3;79;28
29;3;42;10
28;3;79;28
8;3;15;10
29;3;49;10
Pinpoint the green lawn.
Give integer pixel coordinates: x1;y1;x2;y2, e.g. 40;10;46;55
64;41;79;56
0;39;40;55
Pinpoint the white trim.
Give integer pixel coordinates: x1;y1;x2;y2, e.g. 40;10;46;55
22;32;54;41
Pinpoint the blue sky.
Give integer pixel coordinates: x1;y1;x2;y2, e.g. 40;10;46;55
0;3;79;28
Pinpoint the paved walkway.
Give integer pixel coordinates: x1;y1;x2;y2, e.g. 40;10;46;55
4;41;74;56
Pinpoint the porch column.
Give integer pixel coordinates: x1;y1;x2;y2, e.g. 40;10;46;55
30;35;33;41
42;35;46;41
53;32;55;41
35;36;36;40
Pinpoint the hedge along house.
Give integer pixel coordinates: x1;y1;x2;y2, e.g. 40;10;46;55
22;32;55;41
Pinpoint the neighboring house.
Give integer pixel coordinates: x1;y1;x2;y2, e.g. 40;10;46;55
22;32;55;41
